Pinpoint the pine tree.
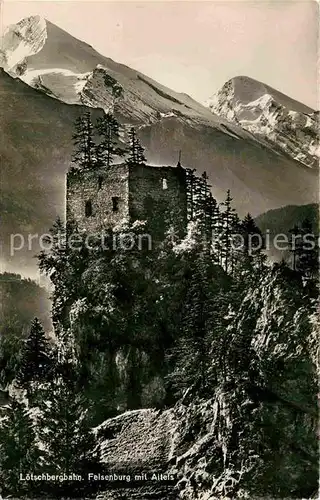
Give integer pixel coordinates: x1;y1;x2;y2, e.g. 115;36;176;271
126;127;147;165
38;377;96;476
136;142;147;165
200;172;213;247
128;127;137;163
0;399;40;495
167;252;214;397
16;318;53;395
95;112;126;167
192;172;213;250
185;168;197;221
229;212;242;275
0;333;23;388
238;213;265;272
295;218;318;280
220;190;238;273
212;203;224;266
206;193;218;249
289;224;301;271
35;334;97;477
72;112;96;170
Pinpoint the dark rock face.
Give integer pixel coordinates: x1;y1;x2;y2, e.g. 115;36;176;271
103;346;167;413
89;268;318;500
0;390;10;406
166;270;318;500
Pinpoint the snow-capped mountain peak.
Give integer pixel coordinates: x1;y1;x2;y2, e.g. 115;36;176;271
207;76;319;168
0;15;47;72
1;15;239;131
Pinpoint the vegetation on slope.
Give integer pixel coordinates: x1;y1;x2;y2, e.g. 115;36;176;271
0;113;317;499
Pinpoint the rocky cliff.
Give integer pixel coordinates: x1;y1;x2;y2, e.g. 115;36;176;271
92;267;318;500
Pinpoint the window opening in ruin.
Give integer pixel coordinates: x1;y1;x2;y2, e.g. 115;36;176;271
85;200;93;217
112;197;120;212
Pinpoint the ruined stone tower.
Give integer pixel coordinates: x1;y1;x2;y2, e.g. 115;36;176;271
66;163;188;240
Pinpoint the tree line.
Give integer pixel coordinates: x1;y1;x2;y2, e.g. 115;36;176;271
0;318;100;497
72;111;146;170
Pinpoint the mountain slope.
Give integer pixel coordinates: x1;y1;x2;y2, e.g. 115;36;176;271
255;203;319;261
0;273;52;336
0;15;238;128
0;68;104;273
256;203;319;236
207;76;319;168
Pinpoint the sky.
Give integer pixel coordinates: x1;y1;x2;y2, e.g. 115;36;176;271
0;0;318;108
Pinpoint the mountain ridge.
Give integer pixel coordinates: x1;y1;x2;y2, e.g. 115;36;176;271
207;76;319;168
255;203;319;262
218;76;314;113
1;15;232;128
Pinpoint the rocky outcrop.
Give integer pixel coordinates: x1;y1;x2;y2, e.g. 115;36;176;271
91;267;318;500
94;409;173;468
167;268;318;500
92;409;177;499
207;76;319;168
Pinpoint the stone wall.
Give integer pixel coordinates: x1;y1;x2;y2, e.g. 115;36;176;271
66;164;130;233
66;163;188;240
128;164;188;241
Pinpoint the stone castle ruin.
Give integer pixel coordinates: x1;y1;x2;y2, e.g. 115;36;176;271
66;162;188;241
